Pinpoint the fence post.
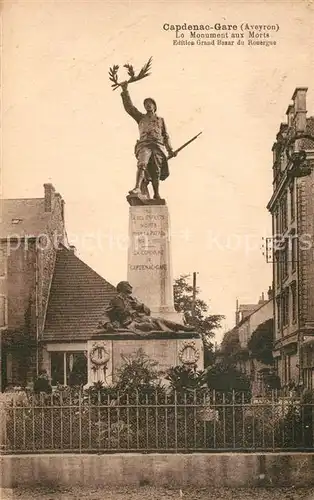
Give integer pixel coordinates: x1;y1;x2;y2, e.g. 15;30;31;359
174;390;178;452
79;390;82;453
311;392;314;449
0;396;7;452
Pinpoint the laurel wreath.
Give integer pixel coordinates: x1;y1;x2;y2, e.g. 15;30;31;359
90;345;110;366
178;342;200;366
108;57;152;91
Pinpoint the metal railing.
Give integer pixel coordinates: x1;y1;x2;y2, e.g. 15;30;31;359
1;389;314;454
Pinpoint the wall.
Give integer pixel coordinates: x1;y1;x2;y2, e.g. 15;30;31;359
6;242;37;332
238;321;249;349
38;193;65;335
238;300;273;349
249;300;273;338
298;164;314;327
1;453;314;488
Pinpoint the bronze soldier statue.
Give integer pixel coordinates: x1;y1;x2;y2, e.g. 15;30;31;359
109;59;201;200
99;281;194;334
120;81;176;200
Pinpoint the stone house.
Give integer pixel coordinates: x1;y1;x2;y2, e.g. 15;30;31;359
0;184;116;390
220;290;274;394
237;294;274;394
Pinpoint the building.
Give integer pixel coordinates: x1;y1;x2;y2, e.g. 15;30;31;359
267;87;314;389
237;292;274;394
0;184;116;390
220;290;274;393
237;291;273;352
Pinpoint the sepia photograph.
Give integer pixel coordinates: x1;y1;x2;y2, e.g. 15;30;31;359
1;0;314;498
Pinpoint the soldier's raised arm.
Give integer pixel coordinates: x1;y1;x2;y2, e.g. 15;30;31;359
120;82;143;124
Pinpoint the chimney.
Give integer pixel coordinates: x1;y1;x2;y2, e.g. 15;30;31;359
44;183;55;212
69;245;77;256
267;286;273;300
235;298;239;325
52;191;65;222
292;87;308;133
286;104;295;128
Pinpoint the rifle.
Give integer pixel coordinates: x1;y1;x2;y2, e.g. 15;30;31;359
168;132;202;159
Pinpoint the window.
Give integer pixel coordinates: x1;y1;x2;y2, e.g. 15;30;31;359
280;150;286;172
291;233;297;272
290;183;295;221
0;249;6;277
303;369;314;390
284;354;292;384
281;195;288;232
281;288;289;327
50;351;87;386
274;357;279;374
276;258;281;286
282;238;289;280
50;352;64;385
276;296;281;330
274;209;280;235
11;218;23;224
0;296;7;328
303;349;313;369
291;281;297;323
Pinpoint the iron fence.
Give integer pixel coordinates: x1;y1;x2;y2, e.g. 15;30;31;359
1;389;314;454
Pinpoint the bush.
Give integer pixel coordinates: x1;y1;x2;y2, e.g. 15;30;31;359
165;365;206;392
205;363;251;394
115;348;163;393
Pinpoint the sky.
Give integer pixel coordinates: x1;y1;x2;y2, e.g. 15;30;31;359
2;0;314;342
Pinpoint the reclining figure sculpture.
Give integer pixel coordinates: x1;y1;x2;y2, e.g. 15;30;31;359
99;281;194;335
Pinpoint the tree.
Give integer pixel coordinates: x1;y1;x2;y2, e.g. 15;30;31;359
247;318;274;366
173;274;224;366
220;328;240;357
219;327;250;370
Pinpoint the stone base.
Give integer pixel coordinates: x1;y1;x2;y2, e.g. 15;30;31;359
87;333;204;385
150;308;183;323
127;204;176;315
2;454;314;488
126;193;166;206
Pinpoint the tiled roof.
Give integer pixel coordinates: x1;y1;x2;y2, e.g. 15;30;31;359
303;116;314;148
0;198;49;238
43;247;116;341
238;304;259;311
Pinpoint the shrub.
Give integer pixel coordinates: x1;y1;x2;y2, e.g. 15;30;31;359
205;363;251;394
115;348;163;393
165;365;206;392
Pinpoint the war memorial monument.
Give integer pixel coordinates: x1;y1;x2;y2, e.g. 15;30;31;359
86;59;203;385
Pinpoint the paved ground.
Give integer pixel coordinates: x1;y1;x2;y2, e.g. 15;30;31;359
2;486;314;499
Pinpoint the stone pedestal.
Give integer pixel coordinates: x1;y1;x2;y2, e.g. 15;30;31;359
127;203;181;321
86;332;204;385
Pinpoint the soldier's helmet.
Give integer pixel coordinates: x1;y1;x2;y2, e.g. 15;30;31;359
143;98;157;112
116;281;133;293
